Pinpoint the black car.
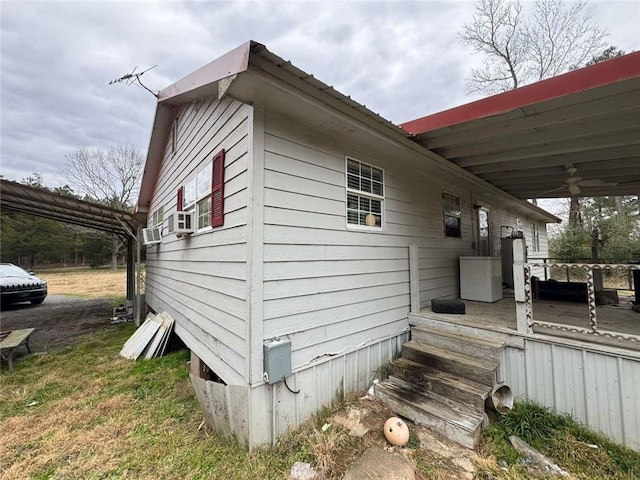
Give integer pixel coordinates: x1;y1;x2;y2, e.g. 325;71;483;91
0;263;48;306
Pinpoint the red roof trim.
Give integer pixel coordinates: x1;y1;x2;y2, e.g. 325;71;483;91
400;51;640;135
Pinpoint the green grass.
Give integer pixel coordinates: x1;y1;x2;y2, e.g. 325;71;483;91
0;326;314;480
3;325;639;479
478;401;640;479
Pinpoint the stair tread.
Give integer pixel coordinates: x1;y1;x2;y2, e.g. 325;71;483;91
403;340;500;371
392;358;492;399
375;379;484;432
387;375;480;416
412;325;506;350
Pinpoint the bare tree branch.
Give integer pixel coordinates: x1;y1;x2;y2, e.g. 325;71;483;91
60;142;144;209
460;0;607;95
59;142;144;270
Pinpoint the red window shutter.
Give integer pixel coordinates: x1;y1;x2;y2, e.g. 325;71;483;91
177;186;184;211
211;149;225;227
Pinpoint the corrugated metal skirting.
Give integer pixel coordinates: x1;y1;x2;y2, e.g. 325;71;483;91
249;331;410;445
500;339;640;450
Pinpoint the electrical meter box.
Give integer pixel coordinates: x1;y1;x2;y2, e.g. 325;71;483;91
263;338;291;384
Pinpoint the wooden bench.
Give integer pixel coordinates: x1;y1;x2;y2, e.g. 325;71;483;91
0;328;35;371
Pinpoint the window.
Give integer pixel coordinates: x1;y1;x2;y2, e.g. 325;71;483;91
443;192;461;238
531;223;541;252
171;116;179;155
176;149;225;233
149;206;164;227
183;162;212;231
478;208;491;256
197;197;211;229
346;157;384;229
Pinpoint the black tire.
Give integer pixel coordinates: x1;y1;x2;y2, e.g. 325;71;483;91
31;298;45;305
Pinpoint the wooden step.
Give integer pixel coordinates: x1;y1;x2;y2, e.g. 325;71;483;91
411;325;505;362
388;358;491;413
386;375;477;418
401;340;499;386
374;377;484;449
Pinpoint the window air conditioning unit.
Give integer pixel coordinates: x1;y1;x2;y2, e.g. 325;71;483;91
172;211;194;234
142;227;162;246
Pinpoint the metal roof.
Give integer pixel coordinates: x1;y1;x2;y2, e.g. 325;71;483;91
400;51;640;199
136;41;412;218
0;179;137;237
249;42;410;139
136;41;559;223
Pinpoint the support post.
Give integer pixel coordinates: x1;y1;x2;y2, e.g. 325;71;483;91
586;267;598;332
126;238;134;301
409;244;420;314
591;231;604;298
135;228;142;326
543;258;548;281
513;238;532;334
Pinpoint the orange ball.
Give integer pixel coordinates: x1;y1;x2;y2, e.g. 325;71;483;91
383;417;410;446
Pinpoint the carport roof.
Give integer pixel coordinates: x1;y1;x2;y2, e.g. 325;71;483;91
401;51;640;199
0;179;137;237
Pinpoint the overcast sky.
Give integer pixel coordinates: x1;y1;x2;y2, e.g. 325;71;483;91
1;0;639;191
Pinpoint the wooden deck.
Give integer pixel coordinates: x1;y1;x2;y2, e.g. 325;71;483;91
412;296;640;351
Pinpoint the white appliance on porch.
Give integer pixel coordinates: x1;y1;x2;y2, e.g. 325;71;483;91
459;256;503;302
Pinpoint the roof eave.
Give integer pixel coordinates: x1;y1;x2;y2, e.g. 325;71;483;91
136;41;255;214
136;41;558;224
524;202;561;224
401;51;640;135
158;40;253;105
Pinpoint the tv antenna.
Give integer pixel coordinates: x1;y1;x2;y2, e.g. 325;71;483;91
109;65;158;98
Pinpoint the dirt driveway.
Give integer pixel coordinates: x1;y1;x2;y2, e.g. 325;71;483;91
1;295;116;355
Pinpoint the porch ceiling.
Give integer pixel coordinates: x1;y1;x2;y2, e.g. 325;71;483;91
401;52;640;199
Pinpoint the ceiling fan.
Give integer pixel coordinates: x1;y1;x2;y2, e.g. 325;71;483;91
559;166;618;196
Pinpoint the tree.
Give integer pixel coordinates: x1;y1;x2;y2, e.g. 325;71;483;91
586;45;624;66
563;45;626;228
60;142;144;270
460;0;607;94
61;143;143;211
552;196;640;263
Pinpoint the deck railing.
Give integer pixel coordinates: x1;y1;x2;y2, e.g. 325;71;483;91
514;245;640;344
528;256;637;291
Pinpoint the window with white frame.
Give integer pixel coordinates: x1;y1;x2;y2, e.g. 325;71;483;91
443;192;461;238
171;116;179;155
149;206;164;228
531;223;541;252
346;157;384;229
184;161;212;231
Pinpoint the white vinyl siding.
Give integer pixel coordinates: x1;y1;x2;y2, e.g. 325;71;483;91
491;209;550;279
261;112;552;344
145;97;251;385
261;113;476;371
